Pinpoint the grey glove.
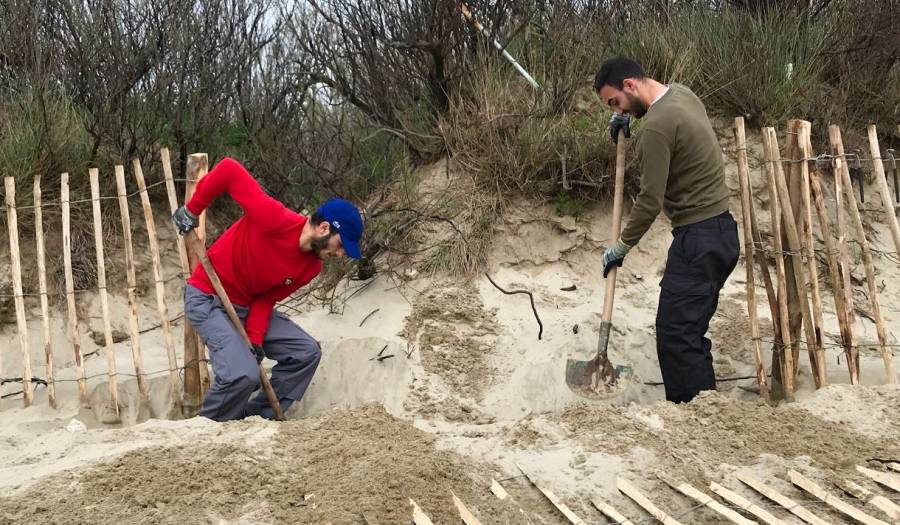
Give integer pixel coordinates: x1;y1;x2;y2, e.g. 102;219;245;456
252;343;265;364
602;239;632;278
172;205;199;235
609;113;631;143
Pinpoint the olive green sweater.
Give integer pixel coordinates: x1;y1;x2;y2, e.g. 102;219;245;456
620;83;729;247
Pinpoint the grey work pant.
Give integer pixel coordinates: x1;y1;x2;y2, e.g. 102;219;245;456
184;284;321;421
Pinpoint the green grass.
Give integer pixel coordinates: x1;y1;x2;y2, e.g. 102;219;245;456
554;192;588;218
612;7;829;126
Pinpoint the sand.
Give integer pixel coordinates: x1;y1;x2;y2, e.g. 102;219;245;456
0;406;541;524
2;122;900;524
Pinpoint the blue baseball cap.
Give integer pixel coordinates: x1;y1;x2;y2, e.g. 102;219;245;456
316;198;363;259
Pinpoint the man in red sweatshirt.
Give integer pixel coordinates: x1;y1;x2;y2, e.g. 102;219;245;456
172;157;363;421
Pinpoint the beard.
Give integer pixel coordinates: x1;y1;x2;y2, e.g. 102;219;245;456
310;233;334;259
627;92;648;118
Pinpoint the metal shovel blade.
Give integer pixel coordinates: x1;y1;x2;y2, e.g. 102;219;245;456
565;320;621;394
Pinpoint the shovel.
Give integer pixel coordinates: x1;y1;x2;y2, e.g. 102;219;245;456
184;230;285;421
565;129;628;394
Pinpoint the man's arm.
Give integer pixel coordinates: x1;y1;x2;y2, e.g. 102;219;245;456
185;157;289;231
244;282;303;345
620;129;672;247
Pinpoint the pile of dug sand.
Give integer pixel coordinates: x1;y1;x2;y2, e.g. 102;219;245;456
402;284;498;400
0;405;540;524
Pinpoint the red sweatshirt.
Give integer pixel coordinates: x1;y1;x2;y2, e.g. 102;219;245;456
186;157;322;344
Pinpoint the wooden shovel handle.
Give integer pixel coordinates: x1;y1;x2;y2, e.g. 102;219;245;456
184;230;285;421
602;131;627;322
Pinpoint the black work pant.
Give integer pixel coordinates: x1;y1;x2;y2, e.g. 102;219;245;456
656;211;739;403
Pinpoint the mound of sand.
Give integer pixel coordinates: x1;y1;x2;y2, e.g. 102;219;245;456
0;405;529;524
403;284;497;400
558;389;900;480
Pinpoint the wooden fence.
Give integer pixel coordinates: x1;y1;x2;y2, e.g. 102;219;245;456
2;149;211;422
735;120;899;400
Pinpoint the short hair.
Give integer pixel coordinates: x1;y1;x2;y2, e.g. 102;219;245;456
309;211;339;237
594;58;646;92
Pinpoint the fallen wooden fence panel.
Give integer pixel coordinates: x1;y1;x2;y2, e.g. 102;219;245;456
710;482;786;525
788;470;888;525
516;462;587;524
617;478;684;525
736;472;831;525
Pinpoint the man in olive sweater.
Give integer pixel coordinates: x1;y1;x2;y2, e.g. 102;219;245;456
595;58;739;403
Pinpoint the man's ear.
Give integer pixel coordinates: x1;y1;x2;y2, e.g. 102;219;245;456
317;221;331;236
622;78;638;93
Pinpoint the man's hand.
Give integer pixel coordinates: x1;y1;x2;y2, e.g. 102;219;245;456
602;239;632;278
172;206;199;235
252;343;265;364
609;113;631;143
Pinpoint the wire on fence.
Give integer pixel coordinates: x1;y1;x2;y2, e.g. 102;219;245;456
5;178;192;211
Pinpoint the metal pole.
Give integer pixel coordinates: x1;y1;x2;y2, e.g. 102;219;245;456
459;3;540;90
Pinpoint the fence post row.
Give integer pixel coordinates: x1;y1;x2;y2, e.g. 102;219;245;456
1;152;209;412
736;124;897;398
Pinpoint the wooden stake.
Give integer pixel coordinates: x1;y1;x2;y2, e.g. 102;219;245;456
89;168;119;418
489;478;536;525
5;177;34;406
763;128;825;388
746;168;785;385
762;130;795;396
749;190;783;342
516;463;587;524
709;482;786;525
159;148;209;402
806;137;858;382
829;125;896;384
490;479;509;500
736;472;830;525
61;173;87;402
409;498;434;525
867;124;900;255
33;175;56;408
114;166;149;398
831;152;861;381
182;153;209;407
733;117;770;400
616;478;684;525
160;148;190;277
451;491;483;525
857;465;900;493
788;470;887;525
667;481;756;525
731;121;780;337
591;498;635;525
784;120;806;374
798;122;827;386
133;159;181;401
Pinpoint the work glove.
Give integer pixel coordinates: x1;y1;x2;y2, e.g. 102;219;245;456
252;343;266;364
609;113;631;144
172;205;199;235
602;239;632;278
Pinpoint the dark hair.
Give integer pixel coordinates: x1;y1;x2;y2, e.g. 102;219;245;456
594;58;646;92
310;211;339;237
